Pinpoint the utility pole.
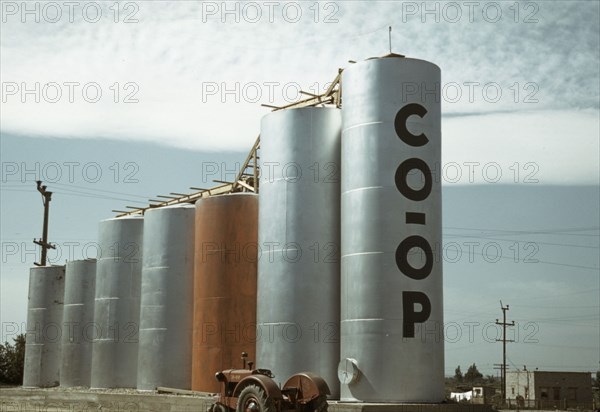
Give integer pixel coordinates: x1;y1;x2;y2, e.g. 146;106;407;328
493;363;504;378
34;181;55;266
496;300;515;405
493;363;504;393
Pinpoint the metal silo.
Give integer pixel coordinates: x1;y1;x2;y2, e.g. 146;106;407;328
257;107;341;397
60;259;96;387
90;216;143;389
23;265;65;388
192;193;258;393
339;56;444;402
137;204;195;391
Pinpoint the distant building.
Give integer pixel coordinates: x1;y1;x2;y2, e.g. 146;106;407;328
472;386;495;404
506;369;593;409
450;386;495;404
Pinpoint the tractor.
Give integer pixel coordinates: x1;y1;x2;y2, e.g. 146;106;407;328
208;352;330;412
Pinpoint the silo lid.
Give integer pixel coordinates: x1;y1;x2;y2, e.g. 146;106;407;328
366;52;406;60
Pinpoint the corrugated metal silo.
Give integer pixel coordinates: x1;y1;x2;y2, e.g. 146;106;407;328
90;216;143;389
137;204;195;391
257;107;341;396
23;265;65;388
192;193;258;393
60;259;96;387
339;56;444;401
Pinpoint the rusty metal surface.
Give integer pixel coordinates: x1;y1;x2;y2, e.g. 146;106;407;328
217;370;284;410
233;373;283;403
283;372;331;401
192;193;258;393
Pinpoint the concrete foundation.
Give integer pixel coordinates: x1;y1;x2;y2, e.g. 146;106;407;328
0;388;496;412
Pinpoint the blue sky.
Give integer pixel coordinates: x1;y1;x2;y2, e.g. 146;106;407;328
1;1;599;376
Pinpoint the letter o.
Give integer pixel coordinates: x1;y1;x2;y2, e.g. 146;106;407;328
395;158;432;201
396;235;434;280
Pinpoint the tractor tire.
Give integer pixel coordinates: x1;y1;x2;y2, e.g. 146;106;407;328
236;384;275;412
314;395;328;412
210;403;229;412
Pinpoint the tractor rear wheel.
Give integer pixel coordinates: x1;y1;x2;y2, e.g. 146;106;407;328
313;395;328;412
236;384;275;412
210;403;229;412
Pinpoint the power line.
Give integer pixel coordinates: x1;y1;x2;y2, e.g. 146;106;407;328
407;241;599;270
51;189;148;204
1;181;153;201
444;226;600;238
512;304;599;309
443;234;599;250
0;187;148;204
48;182;152;200
522;288;600;302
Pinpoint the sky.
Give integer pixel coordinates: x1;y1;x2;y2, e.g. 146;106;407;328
1;0;599;377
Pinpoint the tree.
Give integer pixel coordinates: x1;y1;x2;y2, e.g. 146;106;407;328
0;334;26;385
454;365;463;382
486;374;497;384
464;363;483;382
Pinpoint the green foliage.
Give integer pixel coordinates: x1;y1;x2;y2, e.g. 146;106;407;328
447;364;499;395
486;374;497;383
454;365;463;382
464;363;483;382
0;334;26;385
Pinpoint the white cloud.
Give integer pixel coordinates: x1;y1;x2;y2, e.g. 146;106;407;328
443;109;600;185
1;1;599;180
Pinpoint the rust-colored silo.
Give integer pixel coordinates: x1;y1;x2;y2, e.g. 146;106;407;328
192;193;258;393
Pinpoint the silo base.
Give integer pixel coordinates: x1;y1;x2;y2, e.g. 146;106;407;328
329;403;494;412
0;388;497;412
